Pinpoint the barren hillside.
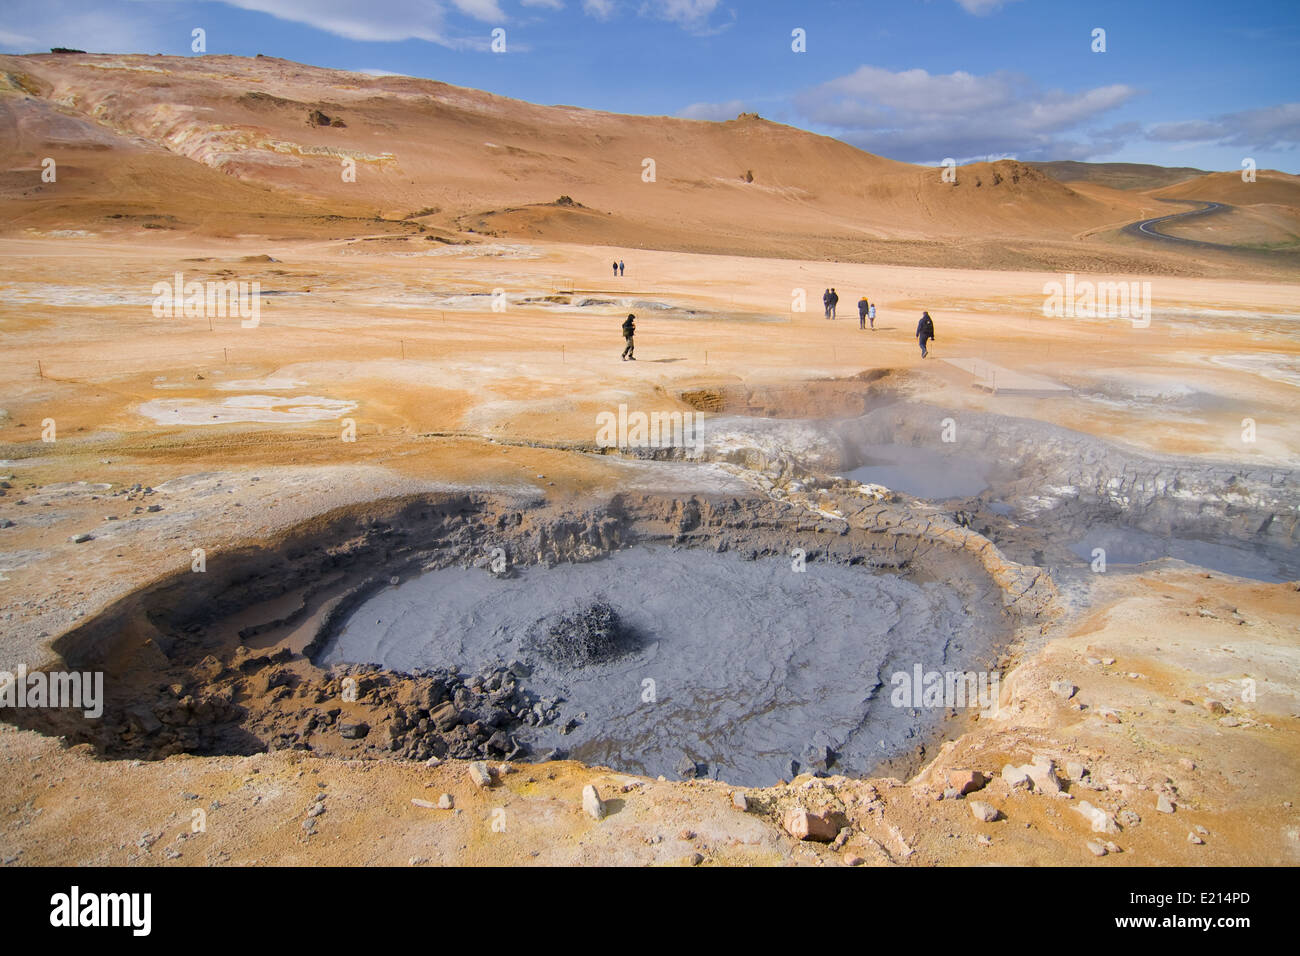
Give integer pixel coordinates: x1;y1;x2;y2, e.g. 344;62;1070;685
1;53;1168;268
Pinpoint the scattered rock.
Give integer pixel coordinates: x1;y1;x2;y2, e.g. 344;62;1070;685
782;806;848;842
582;784;606;821
1026;756;1063;794
1188;832;1205;845
339;722;369;739
946;769;988;795
1074;800;1120;834
1050;680;1078;700
1086;840;1109;857
1003;756;1061;793
468;761;492;788
1156;795;1175;814
1002;764;1033;790
438;793;454;810
969;801;999;823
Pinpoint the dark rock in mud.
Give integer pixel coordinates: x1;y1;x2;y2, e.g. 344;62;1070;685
530;601;637;667
676;754;704;779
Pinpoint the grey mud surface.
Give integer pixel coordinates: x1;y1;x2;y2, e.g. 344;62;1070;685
322;547;1000;786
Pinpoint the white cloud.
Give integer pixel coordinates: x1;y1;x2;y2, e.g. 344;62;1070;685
641;0;731;35
649;0;718;25
449;0;506;21
1146;103;1300;152
582;0;616;19
521;0;564;8
795;64;1136;162
222;1;457;43
953;0;1024;14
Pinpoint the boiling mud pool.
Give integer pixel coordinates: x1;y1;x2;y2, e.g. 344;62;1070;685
321;548;1000;786
846;444;990;500
1069;525;1298;583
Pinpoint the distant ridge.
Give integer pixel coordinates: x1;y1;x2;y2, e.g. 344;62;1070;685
1030;160;1208;191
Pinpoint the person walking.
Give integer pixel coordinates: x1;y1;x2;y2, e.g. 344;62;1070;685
612;260;619;278
858;296;869;329
829;288;839;319
868;301;876;330
916;311;935;358
621;313;636;361
618;259;625;276
822;289;832;319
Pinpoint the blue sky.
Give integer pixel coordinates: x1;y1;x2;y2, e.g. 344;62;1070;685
3;0;1298;171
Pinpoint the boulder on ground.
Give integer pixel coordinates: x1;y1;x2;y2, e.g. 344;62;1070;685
1050;680;1078;700
1002;764;1033;790
468;761;492;788
782;806;848;842
946;769;989;795
1074;800;1120;834
339;722;369;739
582;784;606;820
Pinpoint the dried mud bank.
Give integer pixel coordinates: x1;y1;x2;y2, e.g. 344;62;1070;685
1;490;1053;784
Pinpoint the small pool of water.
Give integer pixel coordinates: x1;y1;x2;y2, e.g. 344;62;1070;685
320;547;1001;786
1069;525;1297;582
845;444;990;500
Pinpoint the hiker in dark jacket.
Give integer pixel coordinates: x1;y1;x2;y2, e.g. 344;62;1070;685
822;289;832;319
829;288;839;319
917;311;935;358
612;260;619;277
621;313;636;361
858;296;869;329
